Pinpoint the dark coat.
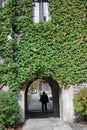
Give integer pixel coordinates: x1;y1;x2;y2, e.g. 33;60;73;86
40;93;48;103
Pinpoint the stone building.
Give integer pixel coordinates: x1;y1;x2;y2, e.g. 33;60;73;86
0;0;87;124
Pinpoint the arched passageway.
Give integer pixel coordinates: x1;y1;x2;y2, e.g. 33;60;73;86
25;77;60;119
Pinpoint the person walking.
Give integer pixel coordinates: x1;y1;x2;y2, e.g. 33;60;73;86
40;91;49;112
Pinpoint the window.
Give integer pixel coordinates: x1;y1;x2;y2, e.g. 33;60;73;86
33;0;50;23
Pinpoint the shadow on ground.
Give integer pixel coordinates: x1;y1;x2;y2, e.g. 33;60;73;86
26;111;54;119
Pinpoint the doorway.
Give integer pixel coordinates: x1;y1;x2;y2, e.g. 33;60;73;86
25;77;60;119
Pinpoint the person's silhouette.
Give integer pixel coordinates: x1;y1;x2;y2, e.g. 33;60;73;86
40;92;49;112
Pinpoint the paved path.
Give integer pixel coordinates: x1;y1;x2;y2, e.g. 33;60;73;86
28;93;53;112
23;93;87;130
23;117;87;130
23;118;73;130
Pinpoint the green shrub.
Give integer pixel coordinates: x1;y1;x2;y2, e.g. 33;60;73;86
0;119;5;130
0;90;19;129
73;88;87;121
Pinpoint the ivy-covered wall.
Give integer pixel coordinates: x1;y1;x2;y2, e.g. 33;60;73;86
0;0;87;91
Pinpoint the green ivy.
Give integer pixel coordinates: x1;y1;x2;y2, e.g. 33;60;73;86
0;0;87;91
0;0;87;128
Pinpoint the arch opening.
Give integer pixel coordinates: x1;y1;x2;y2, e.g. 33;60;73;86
25;77;60;119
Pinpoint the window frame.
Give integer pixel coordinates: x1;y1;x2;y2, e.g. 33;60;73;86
33;0;50;23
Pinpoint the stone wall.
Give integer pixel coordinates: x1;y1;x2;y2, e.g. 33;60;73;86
0;57;5;65
73;81;87;95
61;86;74;122
18;81;87;123
18;91;25;123
61;82;87;122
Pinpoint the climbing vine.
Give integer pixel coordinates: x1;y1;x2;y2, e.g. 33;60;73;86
0;1;87;128
0;0;87;91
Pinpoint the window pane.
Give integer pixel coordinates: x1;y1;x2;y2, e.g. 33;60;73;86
33;1;50;23
33;2;39;23
43;2;50;21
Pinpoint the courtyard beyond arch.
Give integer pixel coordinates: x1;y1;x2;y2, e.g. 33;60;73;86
25;77;60;119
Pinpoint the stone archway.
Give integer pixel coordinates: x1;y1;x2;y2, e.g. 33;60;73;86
18;76;76;123
25;77;60;118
